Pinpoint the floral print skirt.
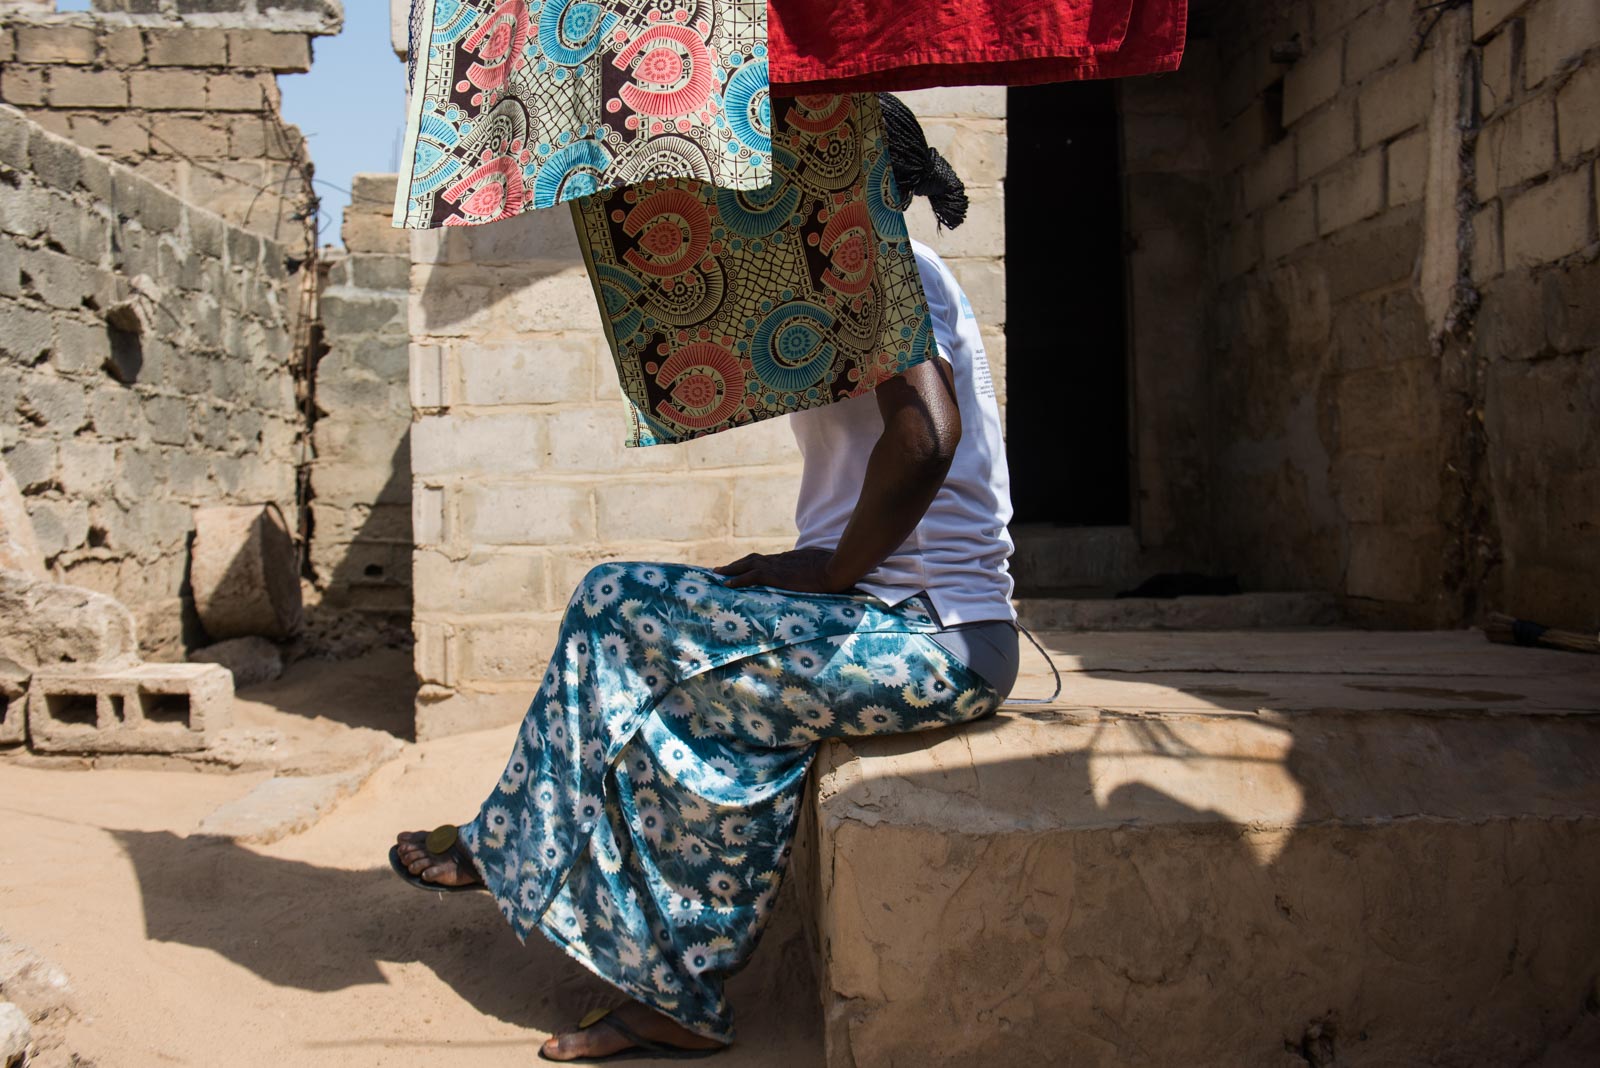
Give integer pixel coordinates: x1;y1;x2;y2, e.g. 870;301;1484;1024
458;562;1003;1042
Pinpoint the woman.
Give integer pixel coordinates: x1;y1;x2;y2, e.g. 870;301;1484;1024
391;95;1018;1062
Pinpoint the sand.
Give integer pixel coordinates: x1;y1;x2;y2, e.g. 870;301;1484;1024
0;656;823;1067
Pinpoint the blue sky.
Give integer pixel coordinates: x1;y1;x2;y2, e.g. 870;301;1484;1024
279;3;408;247
58;0;406;247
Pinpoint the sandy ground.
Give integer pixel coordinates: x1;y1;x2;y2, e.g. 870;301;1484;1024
0;655;823;1068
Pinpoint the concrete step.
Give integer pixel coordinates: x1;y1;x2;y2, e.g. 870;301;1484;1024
1010;524;1144;591
1015;590;1340;630
795;630;1600;1067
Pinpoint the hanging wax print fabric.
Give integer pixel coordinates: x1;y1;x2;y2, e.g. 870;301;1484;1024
394;0;773;229
571;93;933;447
767;0;1187;94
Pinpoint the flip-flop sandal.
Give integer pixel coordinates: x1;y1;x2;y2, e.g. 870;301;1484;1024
388;824;488;894
537;1005;727;1062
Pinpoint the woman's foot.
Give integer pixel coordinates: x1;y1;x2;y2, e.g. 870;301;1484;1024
393;829;482;888
540;1001;724;1061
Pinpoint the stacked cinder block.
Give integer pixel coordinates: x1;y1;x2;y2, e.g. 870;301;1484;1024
1197;0;1453;625
310;174;412;622
0;3;339;241
1467;0;1600;632
0;107;302;657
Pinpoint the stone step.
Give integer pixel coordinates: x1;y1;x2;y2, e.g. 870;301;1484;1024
1015;590;1340;630
1010;524;1144;591
794;630;1600;1067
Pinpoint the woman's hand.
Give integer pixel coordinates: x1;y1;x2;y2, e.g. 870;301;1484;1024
715;548;846;593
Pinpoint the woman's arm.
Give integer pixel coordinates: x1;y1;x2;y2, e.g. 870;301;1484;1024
716;358;962;593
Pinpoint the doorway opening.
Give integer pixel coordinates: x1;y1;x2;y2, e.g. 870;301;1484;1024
1004;80;1131;527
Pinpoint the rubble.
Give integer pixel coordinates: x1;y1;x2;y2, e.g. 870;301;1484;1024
0;461;44;578
0;1002;28;1068
27;661;232;754
0;569;138;670
189;636;284;688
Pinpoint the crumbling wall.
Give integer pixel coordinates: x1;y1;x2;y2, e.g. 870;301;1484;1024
310;173;410;621
0;106;301;658
1468;0;1600;632
0;3;339;242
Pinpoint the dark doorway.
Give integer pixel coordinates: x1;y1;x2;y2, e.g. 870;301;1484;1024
1005;80;1130;526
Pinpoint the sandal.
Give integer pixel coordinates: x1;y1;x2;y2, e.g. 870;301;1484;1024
387;824;487;893
537;1005;727;1062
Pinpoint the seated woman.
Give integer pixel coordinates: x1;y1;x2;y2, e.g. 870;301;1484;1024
392;95;1019;1062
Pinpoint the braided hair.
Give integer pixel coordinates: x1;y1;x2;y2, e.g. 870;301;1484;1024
877;93;969;230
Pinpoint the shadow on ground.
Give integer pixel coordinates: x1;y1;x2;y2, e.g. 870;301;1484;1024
109;829;818;1061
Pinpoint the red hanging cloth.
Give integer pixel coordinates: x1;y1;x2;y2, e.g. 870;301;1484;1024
767;0;1188;94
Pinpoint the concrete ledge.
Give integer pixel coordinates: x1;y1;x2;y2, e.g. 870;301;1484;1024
799;630;1600;1066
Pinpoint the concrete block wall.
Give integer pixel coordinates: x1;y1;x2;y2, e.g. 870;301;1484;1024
1120;51;1220;563
0;5;339;242
1190;0;1459;625
310;173;410;620
406;90;1007;737
0;105;301;658
1468;0;1600;632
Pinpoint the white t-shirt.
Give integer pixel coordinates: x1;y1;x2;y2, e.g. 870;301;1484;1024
788;240;1017;625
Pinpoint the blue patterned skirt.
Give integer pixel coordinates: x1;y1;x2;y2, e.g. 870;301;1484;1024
459;562;1003;1042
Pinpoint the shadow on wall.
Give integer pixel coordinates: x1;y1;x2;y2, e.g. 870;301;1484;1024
412;209;590;337
315;431;414;619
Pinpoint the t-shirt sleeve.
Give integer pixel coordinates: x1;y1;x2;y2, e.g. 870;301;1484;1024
911;243;963;367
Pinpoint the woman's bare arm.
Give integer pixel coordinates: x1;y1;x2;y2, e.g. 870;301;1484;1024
716;358;961;593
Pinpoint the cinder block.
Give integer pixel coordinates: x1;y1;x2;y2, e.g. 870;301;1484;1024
1263;185;1317;260
27;662;232;753
1387;130;1429;206
1;65;47;107
1345;0;1417;82
1503;167;1592;267
920;119;1005;187
1283;42;1344;126
1357;59;1432;147
1474;0;1532;40
226;30;312;73
414;549;549;614
594;478;730;542
1556;61;1600;160
47;67;127;109
1476;96;1557;199
730;472;802;538
1522;0;1600;87
1241;137;1297;212
411;411;545;476
461;481;595;546
1479;23;1520;116
1317;150;1385;234
143;27;227;67
102;26;144;67
14;25;96;64
538;405;683;473
1298;98;1358;179
207;72;272;111
455;616;564;683
129;70;207;111
457;337;594;406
